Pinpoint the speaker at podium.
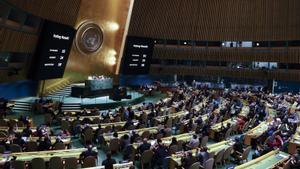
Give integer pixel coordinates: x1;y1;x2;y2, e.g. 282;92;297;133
109;87;131;101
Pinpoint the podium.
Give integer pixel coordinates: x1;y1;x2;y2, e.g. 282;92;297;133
71;77;113;97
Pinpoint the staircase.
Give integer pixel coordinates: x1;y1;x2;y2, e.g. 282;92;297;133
61;103;81;112
11;100;33;113
46;84;72;101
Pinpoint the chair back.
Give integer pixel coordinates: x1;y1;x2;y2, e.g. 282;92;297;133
178;124;185;134
214;149;225;164
141;130;150;139
177;140;184;151
141;150;154;164
17;121;24;127
82;156;97;168
0;119;7;126
31;158;46;169
61;120;71;131
114;116;121;122
0;131;7;138
224;128;232;139
26;141;38;152
169;145;178;154
223;146;233;161
188;162;200;169
168;158;178;169
156;133;163;140
209;151;215;158
242;121;250;132
166;118;172;128
65;157;78;169
54;142;65;150
203;158;214;169
92;118;101;124
241;146;251;161
49;157;63;169
83;127;94;144
200;136;208;147
12;160;26;169
109;138;120;153
10;144;22;153
44;113;52;125
0;145;5;153
9;120;17;127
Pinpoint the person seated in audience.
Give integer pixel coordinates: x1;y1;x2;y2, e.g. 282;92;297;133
181;151;197;169
217;122;231;141
22;125;32;137
198;146;209;165
90;107;99;115
82;117;92;125
138;138;151;155
12;134;26;149
129;130;140;143
266;135;283;149
38;136;52;151
18;115;30;126
112;132;118;139
59;129;70;138
80;144;98;161
52;137;64;148
186;134;199;150
120;134;130;150
232;137;244;161
290;148;300;169
101;110;110;120
7;126;15;137
169;137;178;148
36;125;50;137
81;108;88;116
102;152;117;169
236;117;246;133
252;144;272;159
123;119;134;130
152;139;169;168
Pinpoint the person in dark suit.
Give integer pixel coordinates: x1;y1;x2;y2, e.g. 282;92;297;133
153;139;169;168
22;125;32;137
12;134;26;149
198;146;209;165
291;149;300;169
182;151;197;169
138;138;151;154
102;152;117;169
232;137;244;161
38;136;52;151
80;145;98;160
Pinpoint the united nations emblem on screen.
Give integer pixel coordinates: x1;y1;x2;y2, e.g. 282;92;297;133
75;22;104;55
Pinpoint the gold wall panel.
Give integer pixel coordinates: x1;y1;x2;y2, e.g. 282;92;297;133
64;0;132;82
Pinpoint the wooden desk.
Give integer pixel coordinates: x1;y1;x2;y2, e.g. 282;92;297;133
132;133;194;149
1;118;33;126
155;111;189;122
0;148;91;162
0;136;71;145
244;121;269;145
104;127;158;141
0;126;38;133
82;121;128;130
171;140;234;166
83;162;133;169
235;150;289;169
288;126;300;154
209;118;238;139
